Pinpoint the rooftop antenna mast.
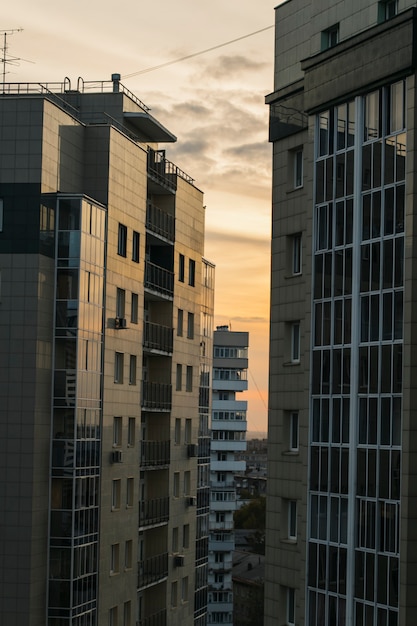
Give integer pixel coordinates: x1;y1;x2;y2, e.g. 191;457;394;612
1;28;23;91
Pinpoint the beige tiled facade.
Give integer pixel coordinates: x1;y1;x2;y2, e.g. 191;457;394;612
0;76;214;626
266;2;417;625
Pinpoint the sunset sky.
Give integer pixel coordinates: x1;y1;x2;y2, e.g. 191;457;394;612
3;0;280;434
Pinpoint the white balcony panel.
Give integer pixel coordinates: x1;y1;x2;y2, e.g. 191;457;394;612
209;539;235;551
207;601;234;613
211;440;246;452
212;400;247;412
211;419;247;432
210;459;246;473
212;379;248;392
210;500;238;512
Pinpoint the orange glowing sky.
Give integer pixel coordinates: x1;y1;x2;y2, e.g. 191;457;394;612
3;0;282;434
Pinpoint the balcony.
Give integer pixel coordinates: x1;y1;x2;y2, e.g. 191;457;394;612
146;202;175;242
141;381;172;411
140;440;170;469
143;321;173;354
144;262;174;299
139;496;169;528
137;609;167;626
137;552;168;589
147;148;195;191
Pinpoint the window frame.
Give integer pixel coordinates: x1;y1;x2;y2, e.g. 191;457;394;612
288;500;297;540
131;292;138;324
118;223;127;257
132;230;140;263
290;412;299;452
322;23;339;50
114;352;124;384
113;416;122;447
188;259;196;286
294;148;303;189
287;587;295;626
116;287;125;319
177;308;184;336
127;417;135;447
291;323;300;363
129;354;137;385
186;365;193;392
187;312;194;339
292;233;302;275
110;543;120;574
179;253;185;282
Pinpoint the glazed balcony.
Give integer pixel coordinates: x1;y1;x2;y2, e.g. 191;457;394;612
137;609;167;626
144;262;174;299
137;552;169;589
141;381;172;411
140;440;170;469
146;202;175;242
143;321;173;354
139;496;169;528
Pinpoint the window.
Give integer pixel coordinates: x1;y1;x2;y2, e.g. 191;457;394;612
378;0;397;22
187;312;194;339
110;543;120;574
183;524;190;549
176;364;182;391
171;581;178;607
126;477;134;507
112;480;121;510
179;253;185;282
132;231;140;262
188;259;196;286
294;149;303;188
131;292;138;324
175;418;181;444
185;418;192;444
174;472;180;498
292;234;302;275
115;352;124;383
128;417;135;447
322;24;339;49
186;366;193;392
177;309;184;336
113;416;122;447
290;412;299;452
125;540;133;569
288;500;297;539
184;471;190;496
0;198;3;231
129;355;137;385
181;576;189;603
287;587;295;626
109;606;118;626
118;223;127;257
123;601;131;626
291;323;300;362
172;526;179;552
116;288;125;318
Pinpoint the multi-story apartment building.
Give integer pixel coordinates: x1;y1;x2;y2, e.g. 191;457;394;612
208;327;248;625
0;74;214;626
265;1;417;625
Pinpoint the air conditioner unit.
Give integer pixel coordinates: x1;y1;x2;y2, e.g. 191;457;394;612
187;443;197;458
174;555;185;567
112;450;123;463
115;317;127;329
188;496;197;506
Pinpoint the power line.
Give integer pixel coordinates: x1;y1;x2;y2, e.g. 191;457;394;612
122;24;274;80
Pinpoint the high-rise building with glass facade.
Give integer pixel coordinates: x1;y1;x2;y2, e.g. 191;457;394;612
0;74;214;626
265;2;417;625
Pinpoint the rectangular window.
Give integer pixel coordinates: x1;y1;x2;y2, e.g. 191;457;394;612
132;231;140;262
288;500;297;539
129;355;137;385
184;471;191;496
118;223;127;257
115;352;124;383
378;0;397;22
128;417;135;446
113;416;122;447
112;480;121;510
123;601;131;626
110;543;120;574
294;149;303;188
181;576;189;603
126;477;134;507
174;472;180;498
186;366;193;392
109;606;118;626
125;540;133;569
292;234;302;275
172;526;179;552
175;418;181;444
291;323;300;362
131;292;138;324
183;524;190;549
171;581;178;607
187;312;194;339
176;364;183;391
287;587;295;625
116;288;125;318
177;309;184;336
185;418;192;444
321;24;339;50
188;259;196;286
179;254;185;282
0;198;3;231
290;412;299;451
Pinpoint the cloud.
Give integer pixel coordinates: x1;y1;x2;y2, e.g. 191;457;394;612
201;54;268;80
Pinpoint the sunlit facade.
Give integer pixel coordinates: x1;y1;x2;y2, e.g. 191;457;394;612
0;75;214;626
266;2;417;625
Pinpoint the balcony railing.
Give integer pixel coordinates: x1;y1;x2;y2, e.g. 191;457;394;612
137;552;168;589
137;609;167;626
146;202;175;241
147;148;195;189
139;496;169;528
143;321;173;354
141;381;172;411
140;440;170;468
144;262;174;298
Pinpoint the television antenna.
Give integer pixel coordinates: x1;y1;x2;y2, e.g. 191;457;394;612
1;28;24;90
